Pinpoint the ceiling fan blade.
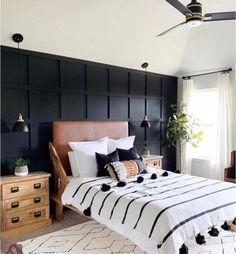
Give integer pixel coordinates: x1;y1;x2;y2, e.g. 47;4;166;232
204;12;236;22
156;22;186;37
165;0;193;16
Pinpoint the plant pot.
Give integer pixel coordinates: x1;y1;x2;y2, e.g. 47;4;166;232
15;166;28;176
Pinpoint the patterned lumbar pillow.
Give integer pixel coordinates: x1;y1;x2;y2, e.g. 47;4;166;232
107;160;139;181
107;164;119;181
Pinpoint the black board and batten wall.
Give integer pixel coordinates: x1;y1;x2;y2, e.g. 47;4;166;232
1;46;177;176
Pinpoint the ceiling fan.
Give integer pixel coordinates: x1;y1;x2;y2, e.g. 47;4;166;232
156;0;236;37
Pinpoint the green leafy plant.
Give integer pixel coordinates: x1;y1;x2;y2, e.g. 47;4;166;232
15;157;30;167
164;102;203;171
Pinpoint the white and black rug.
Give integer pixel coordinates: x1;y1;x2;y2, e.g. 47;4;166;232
19;221;236;254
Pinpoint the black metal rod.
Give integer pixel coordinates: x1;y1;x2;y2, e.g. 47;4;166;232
182;68;232;80
17;42;21;113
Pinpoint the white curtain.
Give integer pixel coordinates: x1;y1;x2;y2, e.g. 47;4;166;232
211;72;233;180
180;78;194;174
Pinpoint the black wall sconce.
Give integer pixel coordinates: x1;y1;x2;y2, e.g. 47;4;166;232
140;62;151;156
12;33;29;132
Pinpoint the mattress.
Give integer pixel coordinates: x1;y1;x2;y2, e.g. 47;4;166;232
62;169;236;254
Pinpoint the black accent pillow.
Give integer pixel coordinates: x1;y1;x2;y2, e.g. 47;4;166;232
96;150;119;177
117;147;139;161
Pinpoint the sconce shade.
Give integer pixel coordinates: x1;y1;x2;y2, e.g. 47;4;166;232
140;115;151;128
12;113;29;132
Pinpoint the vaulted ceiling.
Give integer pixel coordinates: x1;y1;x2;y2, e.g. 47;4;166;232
1;0;235;76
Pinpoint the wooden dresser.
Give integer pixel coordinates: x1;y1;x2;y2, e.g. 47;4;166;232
143;155;163;169
0;171;51;239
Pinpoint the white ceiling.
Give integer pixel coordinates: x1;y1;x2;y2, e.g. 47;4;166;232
1;0;236;76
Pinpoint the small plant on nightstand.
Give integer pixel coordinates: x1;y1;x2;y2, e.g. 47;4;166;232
15;157;30;176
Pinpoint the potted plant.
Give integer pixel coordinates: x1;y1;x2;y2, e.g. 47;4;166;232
164;102;203;172
15;157;30;176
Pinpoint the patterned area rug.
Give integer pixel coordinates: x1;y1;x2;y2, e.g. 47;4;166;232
19;220;236;254
19;221;145;254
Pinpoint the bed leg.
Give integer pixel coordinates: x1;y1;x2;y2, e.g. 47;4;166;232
179;243;188;254
55;202;64;222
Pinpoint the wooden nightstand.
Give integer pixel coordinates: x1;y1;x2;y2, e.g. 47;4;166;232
0;171;51;239
143;155;163;169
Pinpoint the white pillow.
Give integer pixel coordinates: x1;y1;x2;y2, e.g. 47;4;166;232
69;137;108;155
108;136;135;153
68;151;79;177
68;150;98;177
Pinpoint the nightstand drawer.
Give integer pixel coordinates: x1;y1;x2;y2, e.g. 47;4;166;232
2;178;48;200
5;206;49;230
4;193;48;213
143;155;163;169
146;159;161;168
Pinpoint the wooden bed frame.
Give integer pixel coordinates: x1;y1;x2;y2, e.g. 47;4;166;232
49;120;129;221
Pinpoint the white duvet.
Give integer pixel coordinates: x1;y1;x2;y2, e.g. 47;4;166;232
62;170;236;254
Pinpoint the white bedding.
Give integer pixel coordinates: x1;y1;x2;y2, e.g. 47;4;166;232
62;170;236;254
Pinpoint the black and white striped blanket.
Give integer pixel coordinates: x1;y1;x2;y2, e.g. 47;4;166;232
62;170;236;254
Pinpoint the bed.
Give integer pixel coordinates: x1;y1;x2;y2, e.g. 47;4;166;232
49;120;236;254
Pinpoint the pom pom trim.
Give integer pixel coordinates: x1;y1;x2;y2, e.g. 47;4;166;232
137;176;144;183
101;183;111;192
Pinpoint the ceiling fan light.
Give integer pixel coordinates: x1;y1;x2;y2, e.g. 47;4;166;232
187;19;203;27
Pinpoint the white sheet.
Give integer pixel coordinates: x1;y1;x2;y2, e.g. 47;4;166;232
62;171;236;254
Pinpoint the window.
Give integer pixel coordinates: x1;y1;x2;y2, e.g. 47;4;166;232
191;88;218;159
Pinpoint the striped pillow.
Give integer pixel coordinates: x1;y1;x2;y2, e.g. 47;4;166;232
107;160;139;181
134;158;147;174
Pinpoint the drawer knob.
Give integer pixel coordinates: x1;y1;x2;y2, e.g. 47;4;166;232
11;202;19;208
34;197;41;203
34;183;41;189
11;217;19;223
154;161;157;166
34;211;41;218
11;186;19;193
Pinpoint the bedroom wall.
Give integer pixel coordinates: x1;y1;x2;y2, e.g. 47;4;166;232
1;46;177;175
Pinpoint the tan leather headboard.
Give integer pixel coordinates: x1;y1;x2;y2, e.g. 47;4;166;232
53;121;129;175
